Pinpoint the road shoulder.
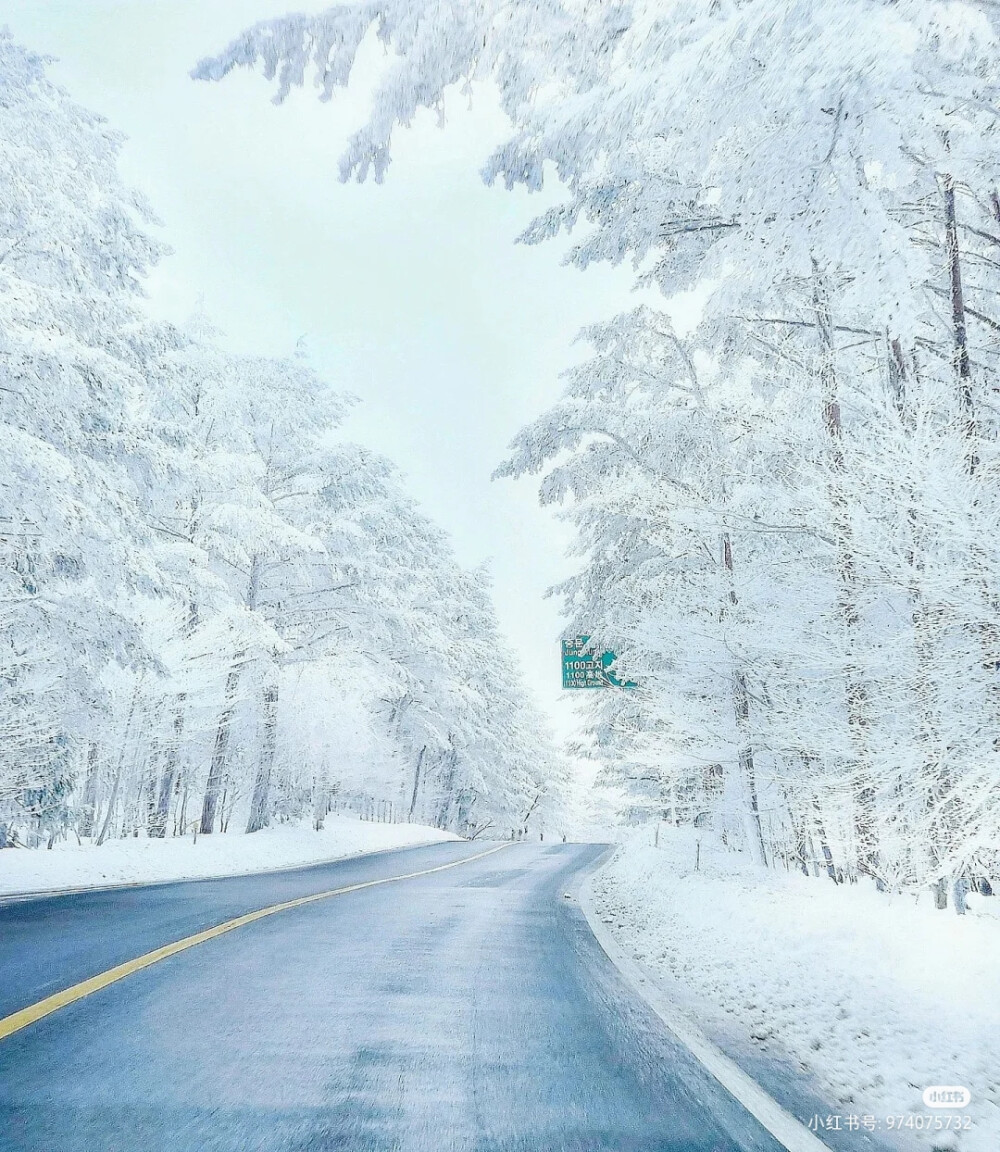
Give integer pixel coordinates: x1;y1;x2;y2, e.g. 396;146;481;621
0;814;461;901
577;858;846;1152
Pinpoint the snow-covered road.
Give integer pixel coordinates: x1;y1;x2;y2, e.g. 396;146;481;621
0;840;792;1152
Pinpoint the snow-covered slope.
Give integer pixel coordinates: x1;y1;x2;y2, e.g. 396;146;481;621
0;814;461;898
588;828;999;1152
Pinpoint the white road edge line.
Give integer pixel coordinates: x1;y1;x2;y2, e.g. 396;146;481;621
576;865;833;1152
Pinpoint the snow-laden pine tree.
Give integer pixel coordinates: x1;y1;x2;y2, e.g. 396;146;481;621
302;440;562;837
0;32;170;846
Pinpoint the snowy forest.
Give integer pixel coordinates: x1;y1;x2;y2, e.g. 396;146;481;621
196;0;1000;910
0;31;560;852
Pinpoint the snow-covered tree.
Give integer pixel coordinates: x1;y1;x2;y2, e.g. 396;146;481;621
198;0;1000;903
0;30;562;848
0;32;169;846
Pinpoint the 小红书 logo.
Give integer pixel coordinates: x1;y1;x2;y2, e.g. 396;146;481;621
922;1087;972;1109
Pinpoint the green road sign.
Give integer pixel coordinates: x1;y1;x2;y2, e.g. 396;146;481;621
561;636;637;690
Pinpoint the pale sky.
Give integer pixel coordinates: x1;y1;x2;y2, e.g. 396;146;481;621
4;0;644;740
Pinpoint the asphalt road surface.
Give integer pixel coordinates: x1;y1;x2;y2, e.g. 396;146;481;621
0;840;788;1152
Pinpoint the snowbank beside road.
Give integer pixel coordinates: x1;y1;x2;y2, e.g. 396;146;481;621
0;814;461;898
588;828;1000;1152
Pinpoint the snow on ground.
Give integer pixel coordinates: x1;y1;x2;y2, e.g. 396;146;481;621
0;814;461;897
589;827;1000;1152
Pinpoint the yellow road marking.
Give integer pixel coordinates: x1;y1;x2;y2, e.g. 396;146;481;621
0;842;509;1043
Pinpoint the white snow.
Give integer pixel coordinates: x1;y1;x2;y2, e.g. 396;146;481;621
0;813;461;898
589;827;1000;1152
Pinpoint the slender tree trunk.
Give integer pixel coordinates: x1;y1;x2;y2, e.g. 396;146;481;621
142;755;158;835
78;742;99;839
201;554;261;835
96;683;142;847
886;334;909;423
521;791;541;837
890;334;966;904
811;792;838;883
678;340;766;863
956;187;1000;741
246;681;279;833
200;663;242;835
941;174;976;464
436;748;458;829
150;697;186;838
940;177;995;904
177;772;189;837
812;261;880;884
722;531;767;866
313;761;329;831
915;595;953;907
408;745;427;820
152;595;197;839
781;784;810;876
892;343;950;899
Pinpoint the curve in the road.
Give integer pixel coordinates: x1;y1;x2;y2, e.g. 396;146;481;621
0;841;806;1152
0;842;508;1044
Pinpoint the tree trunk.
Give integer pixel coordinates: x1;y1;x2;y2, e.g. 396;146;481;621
150;697;186;838
782;785;810;876
408;745;426;820
177;772;189;837
939;179;995;891
915;595;955;903
810;790;838;882
313;762;329;832
152;590;196;839
78;742;99;839
142;757;158;836
722;531;767;866
200;662;242;835
886;334;909;423
436;748;458;830
96;684;142;847
201;554;262;835
812;261;880;884
246;681;279;833
941;173;976;465
890;334;969;902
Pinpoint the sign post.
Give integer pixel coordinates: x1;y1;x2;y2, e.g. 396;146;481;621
561;636;636;690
